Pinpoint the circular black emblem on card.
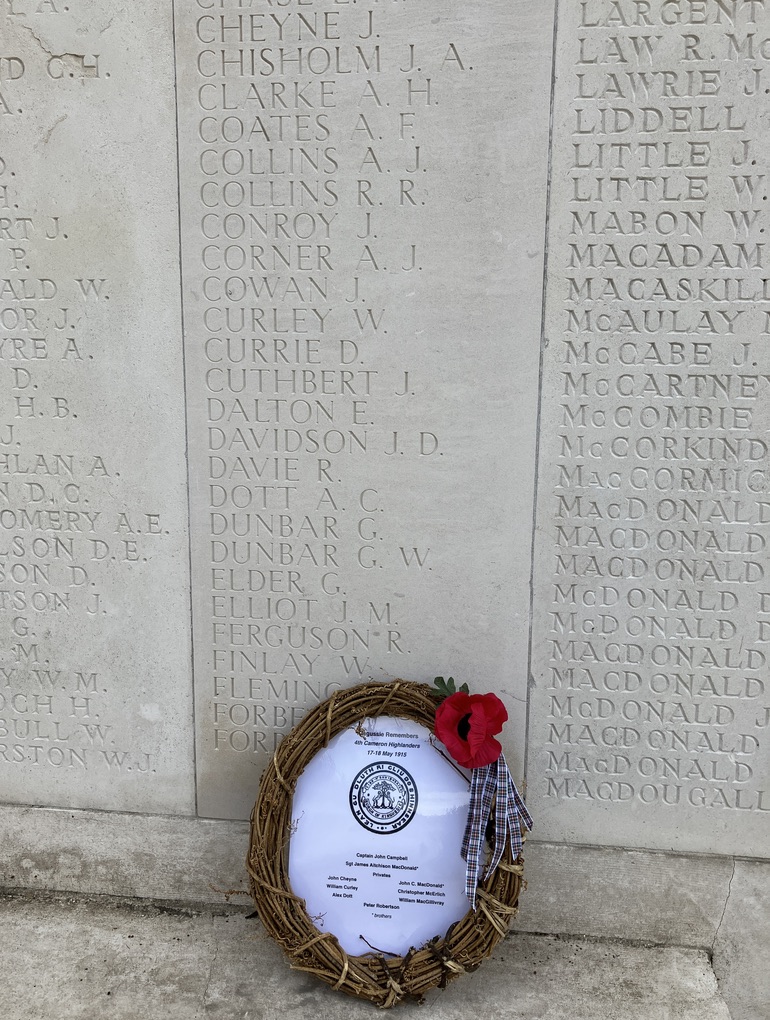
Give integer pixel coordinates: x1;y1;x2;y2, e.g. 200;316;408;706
349;761;418;834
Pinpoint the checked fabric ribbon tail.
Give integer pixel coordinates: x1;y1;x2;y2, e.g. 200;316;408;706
460;752;533;910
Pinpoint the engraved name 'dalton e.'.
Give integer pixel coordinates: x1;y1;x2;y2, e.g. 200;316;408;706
288;716;471;956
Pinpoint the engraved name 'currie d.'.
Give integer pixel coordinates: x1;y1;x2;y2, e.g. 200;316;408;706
532;0;770;857
175;0;554;819
0;3;193;814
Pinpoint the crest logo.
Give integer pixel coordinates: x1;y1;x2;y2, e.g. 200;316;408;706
349;761;418;834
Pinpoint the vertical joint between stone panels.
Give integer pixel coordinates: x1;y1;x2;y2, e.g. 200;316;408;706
523;0;561;794
170;0;200;817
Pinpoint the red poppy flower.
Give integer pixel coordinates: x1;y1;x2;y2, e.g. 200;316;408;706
434;691;508;769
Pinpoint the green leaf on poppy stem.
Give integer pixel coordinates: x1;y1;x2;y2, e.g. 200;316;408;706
433;676;469;700
433;676;457;698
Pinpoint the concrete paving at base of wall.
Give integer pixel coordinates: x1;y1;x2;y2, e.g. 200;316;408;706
0;803;252;905
711;860;770;1020
4;805;768;1019
516;841;734;948
0;804;734;945
1;891;732;1020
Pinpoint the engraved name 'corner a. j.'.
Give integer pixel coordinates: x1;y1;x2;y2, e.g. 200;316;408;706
349;761;419;834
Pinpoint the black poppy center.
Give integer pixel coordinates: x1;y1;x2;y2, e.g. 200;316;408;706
457;713;472;741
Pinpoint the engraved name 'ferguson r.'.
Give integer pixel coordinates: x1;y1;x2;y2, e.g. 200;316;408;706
178;0;481;811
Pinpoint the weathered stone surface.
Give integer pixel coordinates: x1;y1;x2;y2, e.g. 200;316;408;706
0;804;249;904
516;842;733;949
0;809;757;1020
174;0;555;819
0;1;193;812
530;0;770;856
713;858;770;1020
0;804;735;957
0;2;768;1013
0;891;732;1020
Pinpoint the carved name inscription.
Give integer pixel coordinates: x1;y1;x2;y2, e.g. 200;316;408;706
0;4;193;813
177;0;550;818
532;0;770;854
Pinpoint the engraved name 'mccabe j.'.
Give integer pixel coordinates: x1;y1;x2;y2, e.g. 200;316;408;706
349;762;418;834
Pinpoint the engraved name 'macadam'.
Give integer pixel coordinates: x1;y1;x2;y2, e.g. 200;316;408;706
539;0;770;823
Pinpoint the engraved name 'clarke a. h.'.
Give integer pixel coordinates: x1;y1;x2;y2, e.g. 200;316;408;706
177;0;543;819
2;0;766;862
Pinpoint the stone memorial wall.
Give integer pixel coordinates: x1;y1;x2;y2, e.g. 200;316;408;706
174;0;554;819
531;0;770;856
0;0;555;821
0;1;194;814
0;4;768;999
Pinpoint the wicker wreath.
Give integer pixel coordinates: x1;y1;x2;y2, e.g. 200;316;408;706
247;679;526;1007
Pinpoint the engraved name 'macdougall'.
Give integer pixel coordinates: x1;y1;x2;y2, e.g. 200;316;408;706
536;0;770;832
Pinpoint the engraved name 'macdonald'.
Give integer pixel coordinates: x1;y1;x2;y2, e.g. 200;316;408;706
349;761;418;834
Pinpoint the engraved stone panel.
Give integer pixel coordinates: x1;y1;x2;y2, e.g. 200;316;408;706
175;0;555;818
531;0;770;855
0;1;193;813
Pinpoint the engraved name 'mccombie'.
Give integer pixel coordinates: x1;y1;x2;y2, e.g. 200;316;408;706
532;0;770;852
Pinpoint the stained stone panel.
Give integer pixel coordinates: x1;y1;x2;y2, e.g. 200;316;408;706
531;0;770;855
0;2;194;812
175;0;555;819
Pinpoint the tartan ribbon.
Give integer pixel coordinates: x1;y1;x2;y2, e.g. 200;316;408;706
460;752;533;909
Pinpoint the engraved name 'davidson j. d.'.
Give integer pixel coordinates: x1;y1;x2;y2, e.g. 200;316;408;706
288;716;471;956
